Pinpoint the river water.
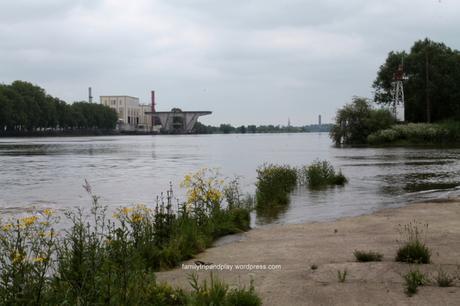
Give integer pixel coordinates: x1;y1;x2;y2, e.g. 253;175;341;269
1;133;460;225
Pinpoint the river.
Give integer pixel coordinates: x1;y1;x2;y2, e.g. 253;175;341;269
1;133;460;225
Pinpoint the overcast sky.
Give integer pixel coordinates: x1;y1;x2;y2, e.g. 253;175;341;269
0;0;458;125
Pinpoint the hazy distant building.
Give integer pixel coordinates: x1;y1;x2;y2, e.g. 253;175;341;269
100;95;152;131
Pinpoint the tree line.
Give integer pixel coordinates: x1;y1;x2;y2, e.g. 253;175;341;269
193;122;332;134
0;81;118;134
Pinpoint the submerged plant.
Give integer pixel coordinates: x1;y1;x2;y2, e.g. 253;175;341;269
255;164;297;209
299;160;347;188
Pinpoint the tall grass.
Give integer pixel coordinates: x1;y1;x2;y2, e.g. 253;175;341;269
395;221;431;264
255;164;298;209
0;170;257;305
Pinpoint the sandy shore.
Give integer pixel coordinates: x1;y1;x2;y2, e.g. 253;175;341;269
157;201;460;305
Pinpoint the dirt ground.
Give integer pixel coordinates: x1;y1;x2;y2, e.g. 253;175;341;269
157;201;460;305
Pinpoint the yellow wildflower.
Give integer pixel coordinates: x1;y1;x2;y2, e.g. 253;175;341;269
121;207;133;215
131;213;143;223
33;257;46;263
1;223;13;232
42;209;53;217
12;251;24;264
20;216;38;227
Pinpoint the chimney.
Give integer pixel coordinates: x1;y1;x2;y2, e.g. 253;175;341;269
151;90;156;113
88;87;93;103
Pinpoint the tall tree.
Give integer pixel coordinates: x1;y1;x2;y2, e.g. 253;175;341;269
373;39;460;123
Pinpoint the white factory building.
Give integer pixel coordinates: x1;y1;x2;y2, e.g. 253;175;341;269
100;95;153;132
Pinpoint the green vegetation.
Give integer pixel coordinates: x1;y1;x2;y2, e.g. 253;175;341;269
329;97;395;145
299;160;347;188
374;39;460;123
0;81;118;135
337;269;348;283
331;39;460;146
255;164;298;209
396;221;431;264
403;268;427;296
188;273;261;306
0;170;256;305
353;250;383;262
194;122;333;134
367;121;460;145
434;267;455;287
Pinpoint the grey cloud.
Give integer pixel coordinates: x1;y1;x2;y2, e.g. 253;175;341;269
1;0;459;125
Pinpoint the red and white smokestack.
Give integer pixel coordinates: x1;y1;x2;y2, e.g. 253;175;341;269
151;90;156;113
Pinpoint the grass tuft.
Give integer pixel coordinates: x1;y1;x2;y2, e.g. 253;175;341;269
403;268;427;296
395;221;431;264
435;267;455;287
337;269;348;283
353;250;383;262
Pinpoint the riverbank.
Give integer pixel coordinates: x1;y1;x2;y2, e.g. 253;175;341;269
157;200;460;305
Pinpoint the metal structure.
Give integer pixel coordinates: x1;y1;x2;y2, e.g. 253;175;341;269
145;91;211;133
391;62;407;122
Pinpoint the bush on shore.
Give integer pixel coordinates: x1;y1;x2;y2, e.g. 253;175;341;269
255;164;298;209
0;170;257;305
367;121;460;145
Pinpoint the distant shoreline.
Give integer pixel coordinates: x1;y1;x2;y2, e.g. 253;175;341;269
0;130;330;138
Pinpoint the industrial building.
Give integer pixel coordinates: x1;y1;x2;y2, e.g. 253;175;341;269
99;91;211;133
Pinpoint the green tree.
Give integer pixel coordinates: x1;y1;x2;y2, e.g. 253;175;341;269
373;38;460;123
330;97;395;145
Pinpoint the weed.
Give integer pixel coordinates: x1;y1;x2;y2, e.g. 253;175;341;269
337;269;348;283
188;273;261;306
353;250;383;262
404;268;427;296
395;221;431;264
434;267;455;287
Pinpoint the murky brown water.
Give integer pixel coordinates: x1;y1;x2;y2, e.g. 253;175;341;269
1;134;459;225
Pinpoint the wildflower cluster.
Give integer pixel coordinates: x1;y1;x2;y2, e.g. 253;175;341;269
0;210;58;304
0;171;254;305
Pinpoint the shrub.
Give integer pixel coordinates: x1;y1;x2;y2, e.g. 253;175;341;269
367;121;460;145
255;164;297;208
395;221;431;264
404;268;427;296
353;250;383;262
300;160;348;188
